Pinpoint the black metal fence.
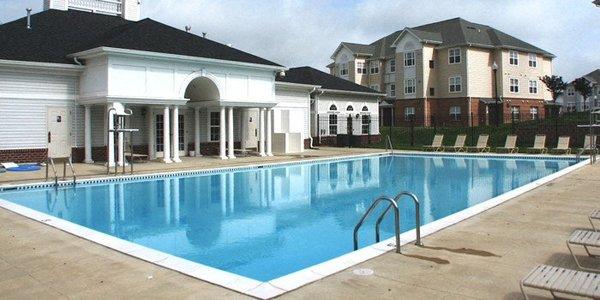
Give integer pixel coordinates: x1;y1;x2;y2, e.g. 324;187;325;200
315;114;380;147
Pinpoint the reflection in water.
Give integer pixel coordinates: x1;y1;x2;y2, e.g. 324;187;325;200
2;156;574;281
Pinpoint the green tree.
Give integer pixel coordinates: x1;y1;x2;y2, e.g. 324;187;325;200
539;75;567;101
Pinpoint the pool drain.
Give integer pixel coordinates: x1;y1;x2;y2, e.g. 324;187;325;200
352;268;374;276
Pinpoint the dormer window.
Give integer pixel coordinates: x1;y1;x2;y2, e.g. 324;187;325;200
448;48;461;64
404;52;415;67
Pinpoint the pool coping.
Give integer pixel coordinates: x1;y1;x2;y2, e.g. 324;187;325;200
0;152;589;299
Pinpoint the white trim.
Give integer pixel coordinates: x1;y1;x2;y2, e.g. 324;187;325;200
319;88;386;97
448;48;461;64
0;153;586;299
448;76;462;93
509;50;519;66
0;59;85;74
69;47;286;72
510;77;520;94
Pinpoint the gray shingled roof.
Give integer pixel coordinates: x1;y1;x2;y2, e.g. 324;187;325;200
276;66;382;94
334;17;554;60
583;69;600;84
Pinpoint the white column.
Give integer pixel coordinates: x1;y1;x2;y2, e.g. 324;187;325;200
84;105;93;163
107;107;115;167
266;108;273;156
117;119;125;166
258;108;266;157
219;107;227;160
240;109;247;150
162;106;172;163
147;107;155;159
171;106;181;163
227;107;236;159
194;107;201;157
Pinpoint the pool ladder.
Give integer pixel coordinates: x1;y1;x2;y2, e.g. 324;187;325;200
353;191;422;254
45;156;76;186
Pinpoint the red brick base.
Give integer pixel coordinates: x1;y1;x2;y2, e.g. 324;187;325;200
0;148;47;163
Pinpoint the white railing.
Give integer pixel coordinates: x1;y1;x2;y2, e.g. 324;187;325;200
69;0;122;15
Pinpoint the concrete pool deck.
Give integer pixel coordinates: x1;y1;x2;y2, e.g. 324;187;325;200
0;149;597;299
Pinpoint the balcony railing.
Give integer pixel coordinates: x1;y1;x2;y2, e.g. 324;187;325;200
68;0;122;15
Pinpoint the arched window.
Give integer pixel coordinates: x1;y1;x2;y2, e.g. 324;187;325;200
329;104;337;111
362;106;369;112
346;105;354;111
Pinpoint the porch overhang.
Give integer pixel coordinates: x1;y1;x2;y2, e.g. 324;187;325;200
189;100;278;108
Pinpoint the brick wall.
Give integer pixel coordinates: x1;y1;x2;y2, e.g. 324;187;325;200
0;149;47;163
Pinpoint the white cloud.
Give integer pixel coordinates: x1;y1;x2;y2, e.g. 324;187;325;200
1;0;599;80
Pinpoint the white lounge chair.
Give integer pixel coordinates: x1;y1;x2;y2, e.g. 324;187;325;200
551;136;571;154
580;134;597;154
591;209;600;232
497;135;518;153
423;134;444;152
444;134;466;152
520;264;600;300
566;229;600;272
466;134;490;153
527;134;547;154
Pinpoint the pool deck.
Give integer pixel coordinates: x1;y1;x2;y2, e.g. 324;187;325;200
0;149;598;299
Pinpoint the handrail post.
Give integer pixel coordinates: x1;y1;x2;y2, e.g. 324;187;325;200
354;196;401;254
393;191;423;246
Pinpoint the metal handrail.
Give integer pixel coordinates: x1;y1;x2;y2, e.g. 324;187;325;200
353;196;401;253
375;191;423;248
385;135;394;154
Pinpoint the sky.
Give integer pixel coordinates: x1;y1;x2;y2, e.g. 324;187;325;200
0;0;598;81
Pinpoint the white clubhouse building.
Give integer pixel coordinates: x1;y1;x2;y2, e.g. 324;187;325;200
0;0;382;164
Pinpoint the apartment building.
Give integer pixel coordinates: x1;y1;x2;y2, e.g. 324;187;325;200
328;18;555;127
558;69;600;112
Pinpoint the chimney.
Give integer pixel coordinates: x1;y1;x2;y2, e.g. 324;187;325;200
185;26;191;33
26;8;32;30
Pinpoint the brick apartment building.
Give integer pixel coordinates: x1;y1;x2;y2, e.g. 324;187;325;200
327;18;555;127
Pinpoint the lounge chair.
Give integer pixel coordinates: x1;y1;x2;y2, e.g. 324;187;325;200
591;209;599;232
527;134;547;154
465;134;490;153
550;136;571;154
423;134;444;152
496;135;518;153
579;134;597;154
566;229;600;272
520;265;599;300
444;134;466;152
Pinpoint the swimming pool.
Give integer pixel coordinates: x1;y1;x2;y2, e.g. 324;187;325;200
0;153;583;296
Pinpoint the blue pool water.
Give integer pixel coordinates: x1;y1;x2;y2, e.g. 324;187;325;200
0;154;576;281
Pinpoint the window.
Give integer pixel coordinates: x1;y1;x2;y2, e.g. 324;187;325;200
369;84;379;91
449;106;461;121
449;76;462;92
530;107;539;120
429;87;435;96
329;114;337;135
389;59;396;73
340;63;348;76
329;104;337;111
448;48;461;64
404;107;415;121
356;62;367;74
362;106;369;112
361;115;370;134
369;61;379;74
509;50;519;65
389;84;396;97
209;111;220;141
404;78;416;94
528;53;537;67
510;78;519;93
346;105;354;111
529;80;538;94
404;52;415;67
567;88;575;96
511;106;520;122
429;60;435;69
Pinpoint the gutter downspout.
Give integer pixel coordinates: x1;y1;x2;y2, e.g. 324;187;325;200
309;88;324;149
73;57;83;66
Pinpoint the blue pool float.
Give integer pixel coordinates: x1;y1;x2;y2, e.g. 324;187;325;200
7;164;42;172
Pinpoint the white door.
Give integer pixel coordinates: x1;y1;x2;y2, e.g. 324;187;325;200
155;112;186;157
47;107;71;158
243;109;259;149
